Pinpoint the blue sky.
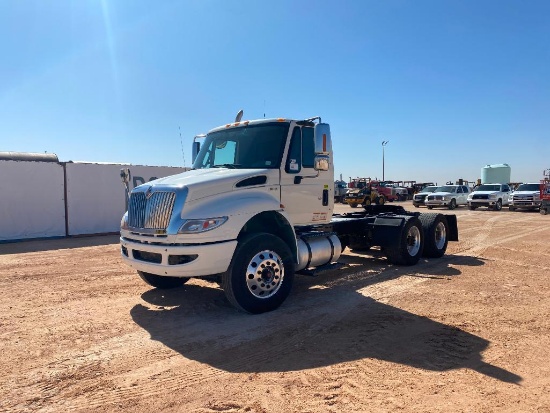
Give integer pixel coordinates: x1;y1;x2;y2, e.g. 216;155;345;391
1;0;548;185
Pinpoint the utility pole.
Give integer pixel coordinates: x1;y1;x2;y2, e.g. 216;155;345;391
382;141;389;181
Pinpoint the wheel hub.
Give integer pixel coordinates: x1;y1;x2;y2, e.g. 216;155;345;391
406;226;421;256
246;250;284;299
434;222;447;249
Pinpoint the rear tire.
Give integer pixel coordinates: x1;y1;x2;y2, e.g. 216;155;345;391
419;214;449;258
137;271;189;289
385;217;424;265
222;233;294;314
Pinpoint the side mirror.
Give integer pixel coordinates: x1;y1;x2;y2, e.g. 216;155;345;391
192;134;205;163
314;123;332;155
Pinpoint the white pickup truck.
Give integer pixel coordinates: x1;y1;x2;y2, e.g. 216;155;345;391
467;183;511;211
120;115;459;313
508;183;542;211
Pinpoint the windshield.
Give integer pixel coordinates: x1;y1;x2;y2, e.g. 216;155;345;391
515;183;540;191
192;122;289;169
422;186;439;193
475;184;501;191
437;186;457;193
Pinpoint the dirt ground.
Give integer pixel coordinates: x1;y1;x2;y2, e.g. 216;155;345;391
1;202;549;413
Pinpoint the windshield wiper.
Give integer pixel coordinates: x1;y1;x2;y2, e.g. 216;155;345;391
212;164;241;169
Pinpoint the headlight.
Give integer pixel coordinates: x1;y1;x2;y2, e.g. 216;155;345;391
488;194;497;200
534;194;541;200
120;212;129;230
441;196;447;201
467;194;473;200
178;217;228;234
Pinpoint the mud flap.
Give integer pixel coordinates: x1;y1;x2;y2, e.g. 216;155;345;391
445;214;459;241
370;216;406;248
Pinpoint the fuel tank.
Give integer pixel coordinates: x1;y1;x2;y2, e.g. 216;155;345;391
296;233;342;271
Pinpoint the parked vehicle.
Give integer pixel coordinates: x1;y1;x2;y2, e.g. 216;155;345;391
345;185;382;208
120;114;459;313
540;169;550;215
467;183;511;211
334;180;348;203
425;185;471;210
508;183;542;211
382;182;409;201
412;185;440;208
347;178;398;203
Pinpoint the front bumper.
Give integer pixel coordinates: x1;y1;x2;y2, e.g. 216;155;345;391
509;201;541;208
120;236;238;277
424;200;449;207
468;200;498;207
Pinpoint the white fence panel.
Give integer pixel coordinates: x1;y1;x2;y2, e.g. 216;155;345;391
66;163;184;236
0;161;66;241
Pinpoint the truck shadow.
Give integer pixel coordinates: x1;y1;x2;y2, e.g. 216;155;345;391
130;254;521;384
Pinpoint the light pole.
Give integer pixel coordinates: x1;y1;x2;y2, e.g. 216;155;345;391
382;141;389;181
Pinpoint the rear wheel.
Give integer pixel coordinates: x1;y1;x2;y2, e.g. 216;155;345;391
385;217;424;265
222;233;294;314
137;271;189;289
419;214;449;258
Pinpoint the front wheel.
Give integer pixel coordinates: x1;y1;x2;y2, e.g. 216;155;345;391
448;198;457;210
137;271;189;289
469;205;477;210
385;217;424;266
493;200;502;211
222;233;294;314
509;206;516;211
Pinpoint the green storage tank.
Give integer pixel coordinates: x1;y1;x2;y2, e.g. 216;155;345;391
481;164;511;184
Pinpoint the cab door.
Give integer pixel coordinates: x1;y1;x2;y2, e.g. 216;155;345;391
280;125;332;225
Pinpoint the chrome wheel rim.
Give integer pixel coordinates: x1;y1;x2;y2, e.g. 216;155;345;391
407;226;422;257
246;250;284;299
434;221;447;250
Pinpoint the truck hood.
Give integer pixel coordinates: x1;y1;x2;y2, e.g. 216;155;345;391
430;191;455;196
139;168;274;202
470;190;500;196
511;190;539;196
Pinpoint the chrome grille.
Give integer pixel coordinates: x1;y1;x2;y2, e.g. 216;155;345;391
128;191;176;230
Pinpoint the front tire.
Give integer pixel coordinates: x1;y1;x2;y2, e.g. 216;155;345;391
493;199;502;211
419;214;449;258
137;271;189;289
448;198;457;210
222;233;294;314
385;217;424;266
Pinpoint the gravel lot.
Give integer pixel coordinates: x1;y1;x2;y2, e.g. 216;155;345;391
1;202;549;412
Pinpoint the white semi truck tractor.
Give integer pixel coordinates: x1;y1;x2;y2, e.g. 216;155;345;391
120;115;458;314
